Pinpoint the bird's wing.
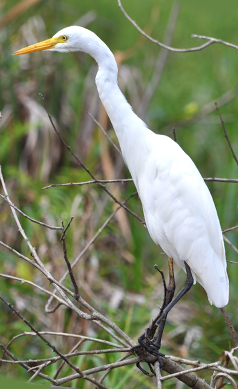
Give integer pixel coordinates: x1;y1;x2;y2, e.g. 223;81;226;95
136;135;228;306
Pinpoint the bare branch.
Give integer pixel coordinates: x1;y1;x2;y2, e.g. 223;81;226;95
161;362;220;381
215;102;238;165
42;178;133;189
155;361;163;389
42;177;238;191
0;193;63;230
220;308;238;347
192;34;238;52
0;296;84;376
210;372;238;389
88;112;122;155
60;218;80;300
22;331;126;348
223;225;238;233
173;127;177;142
223;235;238;255
0;274;67;306
117;0;238;53
0;343;55;384
204;178;238;183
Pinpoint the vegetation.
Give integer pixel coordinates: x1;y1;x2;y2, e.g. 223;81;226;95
0;0;238;387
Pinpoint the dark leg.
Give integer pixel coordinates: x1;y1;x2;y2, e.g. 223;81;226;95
132;258;177;374
151;257;176;350
153;261;193;350
132;260;194;367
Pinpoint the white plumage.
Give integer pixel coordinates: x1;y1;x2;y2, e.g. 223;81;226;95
14;26;229;308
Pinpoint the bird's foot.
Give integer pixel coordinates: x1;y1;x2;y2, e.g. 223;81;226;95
131;328;165;376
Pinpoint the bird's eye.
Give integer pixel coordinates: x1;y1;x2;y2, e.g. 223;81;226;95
62;35;68;41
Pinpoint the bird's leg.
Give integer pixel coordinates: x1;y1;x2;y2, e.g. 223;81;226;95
144;258;175;344
150;257;176;351
131;258;176;375
132;261;172;355
133;261;193;376
154;261;193;343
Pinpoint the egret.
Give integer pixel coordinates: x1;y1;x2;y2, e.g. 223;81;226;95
14;26;229;347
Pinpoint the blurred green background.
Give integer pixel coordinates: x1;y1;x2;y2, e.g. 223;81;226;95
0;0;238;387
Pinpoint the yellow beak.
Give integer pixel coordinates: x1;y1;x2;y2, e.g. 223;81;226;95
13;37;59;56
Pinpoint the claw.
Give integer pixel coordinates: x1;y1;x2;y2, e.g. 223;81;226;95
136;362;155;377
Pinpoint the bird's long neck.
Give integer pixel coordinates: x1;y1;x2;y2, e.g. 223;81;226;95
87;36;151;177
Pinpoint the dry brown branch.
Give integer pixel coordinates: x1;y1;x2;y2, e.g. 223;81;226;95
220;309;238;347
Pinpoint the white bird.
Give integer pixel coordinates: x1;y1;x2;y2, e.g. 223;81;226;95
14;26;229;309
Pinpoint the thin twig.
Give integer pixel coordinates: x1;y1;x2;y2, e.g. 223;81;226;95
60;218;80;300
0;193;63;230
173;127;177;142
0;297;84;376
210;372;238;389
192;34;238;52
223;225;238;233
215;102;238;165
155;361;163;389
223;235;238;255
204;178;238;183
87;112;122;155
0;274;66;306
161;362;220;381
22;331;125;348
0;347;129;365
220;308;238;347
42;178;133;189
0;343;54;384
53;339;85;380
42;177;238;191
117;0;238;53
0;240;80;301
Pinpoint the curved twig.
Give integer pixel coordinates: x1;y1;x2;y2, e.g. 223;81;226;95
117;0;238;53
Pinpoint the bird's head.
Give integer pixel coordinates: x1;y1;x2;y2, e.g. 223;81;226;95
13;26;99;56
